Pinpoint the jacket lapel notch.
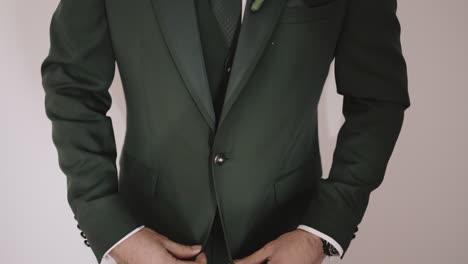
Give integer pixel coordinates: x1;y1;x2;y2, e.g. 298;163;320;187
150;0;216;131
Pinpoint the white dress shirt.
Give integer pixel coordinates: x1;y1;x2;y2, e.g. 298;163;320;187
100;0;343;263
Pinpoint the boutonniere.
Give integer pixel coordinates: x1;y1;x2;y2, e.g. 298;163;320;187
250;0;265;12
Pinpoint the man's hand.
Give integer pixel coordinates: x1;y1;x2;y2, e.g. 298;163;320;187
109;227;207;264
233;229;326;264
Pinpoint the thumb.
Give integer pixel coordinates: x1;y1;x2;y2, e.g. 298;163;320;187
195;251;208;264
162;239;202;259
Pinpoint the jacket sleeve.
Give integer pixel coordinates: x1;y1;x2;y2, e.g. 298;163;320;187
40;0;143;262
299;0;411;258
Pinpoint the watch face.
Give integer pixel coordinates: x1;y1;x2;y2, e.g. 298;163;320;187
330;246;339;256
321;239;339;256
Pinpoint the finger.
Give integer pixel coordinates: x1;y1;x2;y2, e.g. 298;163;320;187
233;244;273;264
195;252;207;264
162;239;202;259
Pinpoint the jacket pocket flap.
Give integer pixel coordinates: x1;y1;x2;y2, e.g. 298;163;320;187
280;0;342;23
273;164;318;206
118;152;159;197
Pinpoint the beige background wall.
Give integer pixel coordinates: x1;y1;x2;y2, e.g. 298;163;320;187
2;0;467;263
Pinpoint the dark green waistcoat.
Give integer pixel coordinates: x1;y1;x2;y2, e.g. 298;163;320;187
194;0;230;123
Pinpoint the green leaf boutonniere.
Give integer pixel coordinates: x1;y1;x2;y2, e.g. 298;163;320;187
250;0;265;12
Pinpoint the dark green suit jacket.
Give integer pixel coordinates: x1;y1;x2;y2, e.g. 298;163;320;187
40;0;410;262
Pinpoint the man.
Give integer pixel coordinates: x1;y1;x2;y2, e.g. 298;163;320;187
40;0;410;263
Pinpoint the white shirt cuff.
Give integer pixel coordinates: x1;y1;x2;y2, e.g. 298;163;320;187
100;225;146;264
297;224;344;257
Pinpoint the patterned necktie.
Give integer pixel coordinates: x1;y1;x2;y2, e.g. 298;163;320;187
210;0;242;45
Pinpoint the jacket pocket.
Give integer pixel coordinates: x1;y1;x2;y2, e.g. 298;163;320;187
118;152;159;198
279;0;342;24
273;162;318;207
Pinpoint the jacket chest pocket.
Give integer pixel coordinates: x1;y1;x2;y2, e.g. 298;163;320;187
279;0;343;24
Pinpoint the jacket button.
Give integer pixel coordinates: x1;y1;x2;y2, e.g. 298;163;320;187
213;153;227;165
80;231;87;239
77;224;81;230
84;239;90;247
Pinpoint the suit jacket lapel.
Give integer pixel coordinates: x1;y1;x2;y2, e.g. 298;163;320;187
150;0;216;131
218;0;287;127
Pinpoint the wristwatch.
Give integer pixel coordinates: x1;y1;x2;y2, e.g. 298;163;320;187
320;238;339;256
